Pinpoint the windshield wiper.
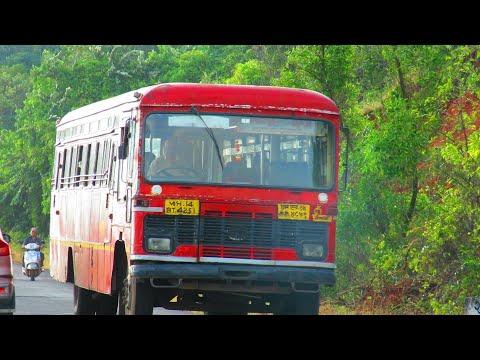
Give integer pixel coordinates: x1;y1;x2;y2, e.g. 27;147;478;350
192;106;224;170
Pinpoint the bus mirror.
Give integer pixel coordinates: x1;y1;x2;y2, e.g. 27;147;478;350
339;125;350;192
118;144;126;159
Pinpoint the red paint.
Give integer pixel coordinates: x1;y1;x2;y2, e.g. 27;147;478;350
0;228;14;311
172;245;197;257
0;240;10;256
139;83;339;115
325;221;337;263
199;246;298;261
272;249;299;261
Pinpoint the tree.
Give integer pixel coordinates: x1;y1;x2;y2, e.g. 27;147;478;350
0;64;31;130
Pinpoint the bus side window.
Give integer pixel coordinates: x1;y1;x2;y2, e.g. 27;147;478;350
54;151;62;190
102;139;111;187
75;145;84;187
108;144;117;191
83;144;92;186
61;148;68;189
88;143;97;187
94;142;103;188
68;147;77;188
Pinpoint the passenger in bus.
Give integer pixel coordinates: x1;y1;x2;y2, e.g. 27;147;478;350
147;138;190;177
222;159;254;183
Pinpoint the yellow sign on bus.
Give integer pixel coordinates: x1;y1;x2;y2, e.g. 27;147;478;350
165;199;199;216
277;204;310;220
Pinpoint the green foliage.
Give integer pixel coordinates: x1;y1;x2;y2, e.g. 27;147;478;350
0;45;59;67
0;64;31;130
277;45;353;108
226;59;269;85
1;45;480;314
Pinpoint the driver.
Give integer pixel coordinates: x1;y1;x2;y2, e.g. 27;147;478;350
147;138;189;177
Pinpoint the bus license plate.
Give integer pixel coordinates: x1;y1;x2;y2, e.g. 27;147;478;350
278;204;310;220
165;199;199;216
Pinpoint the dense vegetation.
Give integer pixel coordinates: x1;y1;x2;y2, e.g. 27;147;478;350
1;45;479;314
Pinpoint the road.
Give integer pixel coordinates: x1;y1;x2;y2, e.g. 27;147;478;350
12;263;192;315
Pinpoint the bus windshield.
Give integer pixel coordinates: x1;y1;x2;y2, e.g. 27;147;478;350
143;113;335;189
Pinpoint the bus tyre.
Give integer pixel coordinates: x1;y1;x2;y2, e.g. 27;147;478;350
96;292;119;315
124;277;153;315
73;285;96;315
276;292;320;315
118;288;126;315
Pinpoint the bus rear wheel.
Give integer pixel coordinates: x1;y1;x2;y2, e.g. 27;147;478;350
73;285;96;315
96;292;119;315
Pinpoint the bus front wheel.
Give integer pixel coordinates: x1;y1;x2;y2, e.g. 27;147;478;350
122;277;153;315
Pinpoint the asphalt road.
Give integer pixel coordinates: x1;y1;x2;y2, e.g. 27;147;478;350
12;263;192;315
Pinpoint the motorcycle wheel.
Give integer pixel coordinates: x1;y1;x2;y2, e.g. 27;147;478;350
30;276;35;281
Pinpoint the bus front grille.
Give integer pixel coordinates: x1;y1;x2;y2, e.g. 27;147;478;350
144;215;328;258
200;218;328;249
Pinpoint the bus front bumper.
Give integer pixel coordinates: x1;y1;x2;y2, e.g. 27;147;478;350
130;262;335;288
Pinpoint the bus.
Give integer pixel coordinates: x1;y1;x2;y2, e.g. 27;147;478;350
49;83;343;315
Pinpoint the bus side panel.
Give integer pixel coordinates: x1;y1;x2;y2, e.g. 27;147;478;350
89;189;100;290
98;190;111;294
71;190;90;289
53;190;69;283
102;148;127;294
79;190;91;288
49;191;59;281
49;205;61;282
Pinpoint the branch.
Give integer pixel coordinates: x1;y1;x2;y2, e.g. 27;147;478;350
404;174;419;236
393;46;408;99
402;238;418;275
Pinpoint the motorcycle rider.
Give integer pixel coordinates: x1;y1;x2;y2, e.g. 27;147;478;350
22;227;45;269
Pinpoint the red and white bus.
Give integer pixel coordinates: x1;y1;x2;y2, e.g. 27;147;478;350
49;83;342;314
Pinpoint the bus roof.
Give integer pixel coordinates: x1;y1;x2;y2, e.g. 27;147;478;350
57;83;339;127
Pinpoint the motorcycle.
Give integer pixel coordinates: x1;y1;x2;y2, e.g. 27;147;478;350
22;243;43;281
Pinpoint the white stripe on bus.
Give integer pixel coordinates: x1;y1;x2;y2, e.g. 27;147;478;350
129;254;336;268
132;207;164;212
130;255;195;262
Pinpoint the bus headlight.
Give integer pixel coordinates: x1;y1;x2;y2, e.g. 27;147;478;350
147;237;172;252
302;243;324;259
